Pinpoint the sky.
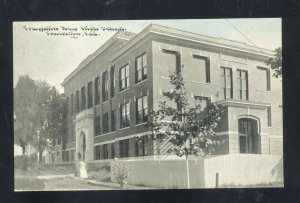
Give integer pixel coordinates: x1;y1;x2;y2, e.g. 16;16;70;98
13;18;281;93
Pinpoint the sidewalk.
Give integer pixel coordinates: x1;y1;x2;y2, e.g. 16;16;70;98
87;179;154;190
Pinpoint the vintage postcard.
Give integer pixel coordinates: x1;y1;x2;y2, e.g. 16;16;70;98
13;19;283;191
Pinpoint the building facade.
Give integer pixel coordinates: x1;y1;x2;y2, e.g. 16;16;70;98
60;24;283;163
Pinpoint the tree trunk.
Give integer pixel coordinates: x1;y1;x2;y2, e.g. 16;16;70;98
185;151;191;189
39;149;43;164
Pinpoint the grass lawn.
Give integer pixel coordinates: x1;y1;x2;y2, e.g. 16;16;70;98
14;168;110;191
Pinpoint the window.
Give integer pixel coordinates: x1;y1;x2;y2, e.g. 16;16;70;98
94;116;101;136
87;81;93;108
81;86;86;111
120;139;129;158
220;67;233;99
111;143;115;158
70;150;75;162
76;90;80;113
162;49;181;72
70;94;74;115
194;96;211;110
111;110;116;132
136;95;148;124
94;77;100;105
237;70;248;100
239;118;260;154
94;145;101;160
136;53;147;83
103;112;109;134
103;144;108;159
257;67;271;91
102;71;108;102
66;97;69;116
119;64;130;91
193;55;210;83
120;102;130;128
62;151;69;162
267;106;272;127
135;139;146;156
110;66;115;98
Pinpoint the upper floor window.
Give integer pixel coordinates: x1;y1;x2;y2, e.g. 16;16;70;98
110;66;115;98
80;86;86;111
136;53;147;83
119;64;130;91
75;90;80;113
162;49;181;72
237;69;249;100
120;102;130;128
87;81;93;108
111;109;116;132
136;95;148;124
94;116;100;136
94;77;100;105
102;71;108;102
257;67;271;91
70;94;74;115
220;67;233;99
103;112;109;134
193;55;210;83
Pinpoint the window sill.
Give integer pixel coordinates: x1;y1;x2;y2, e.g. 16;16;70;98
161;76;170;80
191;81;210;85
119;88;130;94
135;122;147;127
119;126;131;130
134;78;148;86
256;89;271;93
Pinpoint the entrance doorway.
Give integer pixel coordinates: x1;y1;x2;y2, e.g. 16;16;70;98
238;118;260;154
79;132;86;161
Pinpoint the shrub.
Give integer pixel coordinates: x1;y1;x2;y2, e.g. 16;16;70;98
111;163;129;189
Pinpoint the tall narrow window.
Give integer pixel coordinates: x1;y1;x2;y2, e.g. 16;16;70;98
136;53;147;83
267;106;272;127
135;139;146;156
103;112;109;134
120;139;129;158
87;81;93;108
193;55;210;83
103;144;108;159
70;94;74;115
111;109;116;132
76;90;80;113
220;67;233;99
136;95;148;124
119;64;130;91
111;143;115;158
94;77;100;105
237;69;249;100
257;67;271;91
110;66;115;98
94;116;100;136
81;86;86;111
120;102;130;128
102;71;108;102
94;145;101;160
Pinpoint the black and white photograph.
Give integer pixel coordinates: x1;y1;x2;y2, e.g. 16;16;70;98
13;19;283;191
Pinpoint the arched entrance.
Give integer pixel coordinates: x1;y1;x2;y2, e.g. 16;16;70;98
78;132;86;161
238;118;261;154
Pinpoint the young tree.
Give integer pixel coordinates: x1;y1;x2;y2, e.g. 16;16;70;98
266;47;282;79
148;66;224;189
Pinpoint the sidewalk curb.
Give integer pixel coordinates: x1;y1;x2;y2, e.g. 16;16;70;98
87;180;153;190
